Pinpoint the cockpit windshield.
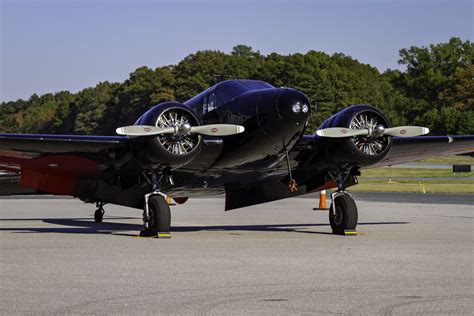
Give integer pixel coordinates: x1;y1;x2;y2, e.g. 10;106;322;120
184;80;274;114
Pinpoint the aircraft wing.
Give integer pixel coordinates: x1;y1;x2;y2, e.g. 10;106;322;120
0;133;128;194
371;135;474;167
0;133;127;155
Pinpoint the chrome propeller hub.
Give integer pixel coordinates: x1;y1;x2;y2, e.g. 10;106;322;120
156;109;200;155
349;112;389;156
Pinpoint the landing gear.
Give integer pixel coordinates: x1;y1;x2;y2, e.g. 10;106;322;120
139;172;172;238
94;202;105;223
327;169;359;235
329;192;358;235
140;194;171;237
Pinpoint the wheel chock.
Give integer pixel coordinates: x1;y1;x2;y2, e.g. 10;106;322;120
136;231;172;238
157;232;171;239
137;231;155;238
344;229;358;236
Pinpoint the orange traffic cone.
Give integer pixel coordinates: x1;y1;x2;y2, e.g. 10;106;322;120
313;190;328;210
319;190;327;209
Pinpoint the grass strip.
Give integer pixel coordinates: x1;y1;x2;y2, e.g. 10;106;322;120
349;182;474;194
361;168;472;178
415;156;473;164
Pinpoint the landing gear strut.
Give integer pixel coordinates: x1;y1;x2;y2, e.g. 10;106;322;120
94;202;105;223
328;170;359;235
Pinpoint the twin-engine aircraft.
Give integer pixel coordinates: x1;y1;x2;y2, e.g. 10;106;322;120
1;80;473;236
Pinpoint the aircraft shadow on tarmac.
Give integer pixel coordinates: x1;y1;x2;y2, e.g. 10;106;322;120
0;217;410;236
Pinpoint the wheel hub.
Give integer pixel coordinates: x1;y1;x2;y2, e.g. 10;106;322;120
333;206;343;226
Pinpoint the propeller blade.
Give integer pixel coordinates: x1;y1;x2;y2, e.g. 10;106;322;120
116;124;245;137
316;127;369;138
316;125;429;138
115;125;175;136
384;126;429;137
190;124;245;136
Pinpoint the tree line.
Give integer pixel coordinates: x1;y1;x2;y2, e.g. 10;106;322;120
1;37;472;135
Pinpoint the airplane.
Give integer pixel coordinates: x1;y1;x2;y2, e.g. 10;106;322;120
1;79;473;237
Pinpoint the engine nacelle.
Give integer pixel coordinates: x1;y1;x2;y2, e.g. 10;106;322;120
133;102;203;168
318;104;392;167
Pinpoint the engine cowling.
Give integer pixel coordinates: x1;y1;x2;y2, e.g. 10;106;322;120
318;104;392;167
133;102;203;168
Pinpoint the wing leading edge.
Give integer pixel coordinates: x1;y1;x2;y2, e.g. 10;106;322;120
372;135;474;167
0;133;128;155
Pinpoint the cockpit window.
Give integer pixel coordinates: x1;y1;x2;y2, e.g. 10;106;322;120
202;92;218;114
184;80;275;112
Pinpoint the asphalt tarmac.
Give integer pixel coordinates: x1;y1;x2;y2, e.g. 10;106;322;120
1;194;473;314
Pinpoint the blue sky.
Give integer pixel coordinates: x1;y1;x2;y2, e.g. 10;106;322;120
1;0;472;102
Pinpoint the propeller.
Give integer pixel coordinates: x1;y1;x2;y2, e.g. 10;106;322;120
315;125;429;138
116;123;245;137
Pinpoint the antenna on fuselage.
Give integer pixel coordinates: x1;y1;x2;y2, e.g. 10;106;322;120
309;93;319;111
213;74;229;83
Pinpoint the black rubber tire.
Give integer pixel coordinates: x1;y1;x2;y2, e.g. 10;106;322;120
94;208;104;223
142;195;171;236
329;194;358;235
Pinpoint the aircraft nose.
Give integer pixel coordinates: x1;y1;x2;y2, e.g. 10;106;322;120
277;89;311;124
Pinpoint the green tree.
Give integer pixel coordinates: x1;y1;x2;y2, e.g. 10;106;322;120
389;37;473;134
174;50;229;101
73;82;117;134
396;37;473;103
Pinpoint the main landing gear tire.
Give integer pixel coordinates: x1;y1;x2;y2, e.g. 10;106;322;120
94;207;104;223
329;194;358;235
140;195;171;237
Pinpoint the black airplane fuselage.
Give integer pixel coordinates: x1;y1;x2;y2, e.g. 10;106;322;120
185;80;311;170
